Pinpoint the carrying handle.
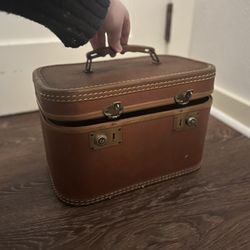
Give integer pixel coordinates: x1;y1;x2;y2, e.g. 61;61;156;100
85;45;160;73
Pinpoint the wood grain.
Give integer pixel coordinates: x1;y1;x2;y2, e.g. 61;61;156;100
0;112;250;250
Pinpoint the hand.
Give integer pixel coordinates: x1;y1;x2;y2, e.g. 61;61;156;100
90;0;130;52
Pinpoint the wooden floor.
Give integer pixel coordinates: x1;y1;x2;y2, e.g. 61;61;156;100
0;112;250;250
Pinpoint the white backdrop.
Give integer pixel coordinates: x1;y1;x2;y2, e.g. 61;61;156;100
0;0;174;116
189;0;250;136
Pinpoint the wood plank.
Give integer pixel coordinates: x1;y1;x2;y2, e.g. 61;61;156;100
0;112;249;249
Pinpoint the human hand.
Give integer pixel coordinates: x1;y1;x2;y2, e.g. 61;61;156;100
90;0;130;52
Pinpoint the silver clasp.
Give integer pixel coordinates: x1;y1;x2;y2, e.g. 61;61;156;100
175;90;193;105
103;102;124;120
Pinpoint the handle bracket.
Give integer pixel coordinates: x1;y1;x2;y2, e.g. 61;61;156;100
85;45;160;73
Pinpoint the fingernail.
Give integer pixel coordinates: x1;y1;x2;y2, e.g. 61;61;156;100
116;45;123;53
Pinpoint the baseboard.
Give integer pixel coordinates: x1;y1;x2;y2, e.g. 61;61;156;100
0;42;91;117
211;86;250;138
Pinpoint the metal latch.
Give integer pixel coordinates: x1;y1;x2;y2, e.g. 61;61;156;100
174;112;199;131
90;127;122;150
175;90;193;105
103;102;124;120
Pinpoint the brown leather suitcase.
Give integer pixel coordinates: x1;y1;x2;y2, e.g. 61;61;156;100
33;45;216;206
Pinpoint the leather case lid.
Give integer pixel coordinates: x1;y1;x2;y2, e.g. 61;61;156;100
33;55;216;121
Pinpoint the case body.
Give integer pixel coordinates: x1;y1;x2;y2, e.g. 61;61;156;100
33;55;216;206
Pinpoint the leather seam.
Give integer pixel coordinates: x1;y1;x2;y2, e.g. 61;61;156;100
39;74;215;103
39;65;215;91
40;73;215;98
49;166;200;206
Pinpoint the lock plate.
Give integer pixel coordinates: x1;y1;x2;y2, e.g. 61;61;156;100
174;112;199;131
90;127;122;150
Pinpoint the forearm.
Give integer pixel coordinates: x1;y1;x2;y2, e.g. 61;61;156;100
0;0;110;48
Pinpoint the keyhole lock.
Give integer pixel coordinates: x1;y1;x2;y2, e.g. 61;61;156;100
174;112;199;131
90;128;122;150
94;134;108;146
186;116;198;127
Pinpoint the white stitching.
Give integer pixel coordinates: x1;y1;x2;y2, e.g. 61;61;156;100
40;64;214;91
40;73;215;99
52;167;200;205
39;75;215;103
49;166;200;206
39;76;215;102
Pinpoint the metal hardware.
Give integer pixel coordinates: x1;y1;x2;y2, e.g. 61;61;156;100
186;116;198;127
165;3;173;43
94;134;108;146
85;45;160;73
149;50;160;64
175;90;193;105
174;112;199;131
90;128;122;150
85;59;92;73
103;102;124;120
85;47;116;73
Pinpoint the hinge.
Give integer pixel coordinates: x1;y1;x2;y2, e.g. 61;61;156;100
165;3;173;44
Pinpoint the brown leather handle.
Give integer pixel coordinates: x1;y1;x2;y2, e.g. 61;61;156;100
85;45;160;73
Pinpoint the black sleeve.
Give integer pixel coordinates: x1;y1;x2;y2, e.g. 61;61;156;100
0;0;110;48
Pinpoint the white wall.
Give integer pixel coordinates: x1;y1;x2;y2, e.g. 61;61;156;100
168;0;195;57
1;1;248;137
0;0;169;116
189;0;250;137
0;12;91;116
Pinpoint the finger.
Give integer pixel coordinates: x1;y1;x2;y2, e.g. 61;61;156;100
121;13;130;45
90;29;106;50
107;27;123;52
